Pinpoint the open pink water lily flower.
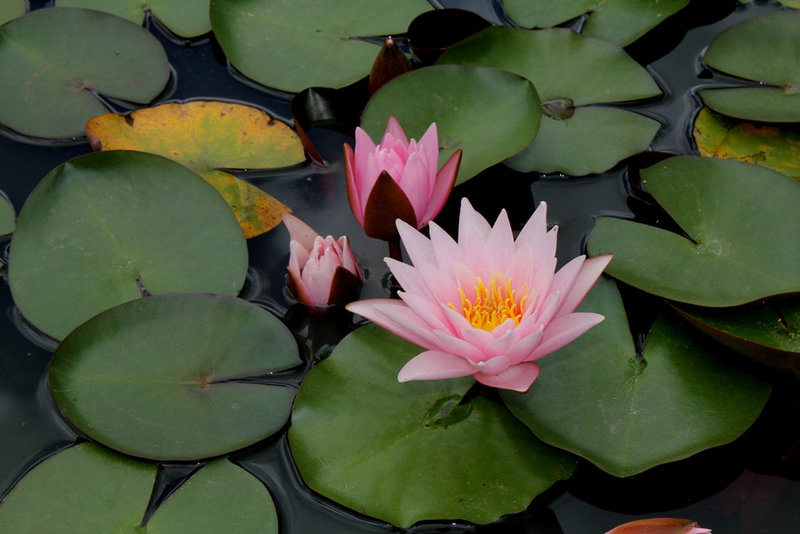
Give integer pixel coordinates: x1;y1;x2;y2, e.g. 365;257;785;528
284;214;363;309
605;517;711;533
344;116;461;240
347;198;612;393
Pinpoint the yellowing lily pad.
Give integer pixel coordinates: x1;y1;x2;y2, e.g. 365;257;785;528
693;107;800;181
0;7;169;140
503;0;690;46
55;0;211;38
699;10;800;122
86;101;306;237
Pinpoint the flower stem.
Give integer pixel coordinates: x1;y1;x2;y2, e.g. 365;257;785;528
387;237;402;262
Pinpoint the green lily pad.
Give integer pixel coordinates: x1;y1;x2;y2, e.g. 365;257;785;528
86;101;306;237
699;10;800;122
0;0;25;25
289;324;576;528
438;26;661;175
55;0;211;38
361;64;541;184
50;293;300;461
147;458;279;533
0;191;13;236
673;300;800;376
0;7;169;140
587;156;800;307
501;277;772;477
503;0;689;46
0;443;156;532
8;150;248;340
0;443;279;533
694;107;800;181
210;0;429;93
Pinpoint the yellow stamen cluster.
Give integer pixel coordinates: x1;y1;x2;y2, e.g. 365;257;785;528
450;277;527;331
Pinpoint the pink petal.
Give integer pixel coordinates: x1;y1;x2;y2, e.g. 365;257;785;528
398;290;454;335
457;198;492;248
505;324;545;364
471;354;510;374
428;221;464;270
282;214;318;251
432;329;489;362
347;299;440;350
396;219;435;267
527;312;605;361
398;149;433;222
416;261;462;314
474;363;540;392
344;143;364;226
516;201;550;255
485;209;515;271
420;149;460;225
386;257;429;297
337;236;362;279
384;116;409;145
398;350;477;382
555;254;612;317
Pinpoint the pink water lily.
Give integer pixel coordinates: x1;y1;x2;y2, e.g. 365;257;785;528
344;116;461;241
284;214;363;309
346;198;612;392
605;518;711;533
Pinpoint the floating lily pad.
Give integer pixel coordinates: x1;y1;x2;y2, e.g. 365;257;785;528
146;458;279;532
587;156;800;307
361;64;540;184
694;107;800;181
0;443;280;532
673;300;800;376
50;293;300;460
699;10;800;122
503;0;689;46
210;0;429;93
502;277;772;477
0;191;13;236
0;443;156;532
55;0;211;38
438;26;661;176
86;101;305;237
0;7;169;140
0;0;25;25
289;324;576;527
8;150;248;340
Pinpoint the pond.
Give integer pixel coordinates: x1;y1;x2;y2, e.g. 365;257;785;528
0;0;799;532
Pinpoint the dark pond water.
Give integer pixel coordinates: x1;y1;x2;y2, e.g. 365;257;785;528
1;0;799;532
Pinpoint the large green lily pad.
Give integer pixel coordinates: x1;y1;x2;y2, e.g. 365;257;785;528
55;0;211;38
699;10;800;122
0;443;279;532
502;277;772;477
503;0;689;46
673;300;800;376
210;0;429;93
361;64;541;184
0;191;13;236
0;7;169;140
50;293;300;461
289;324;576;528
86;101;306;237
587;156;800;307
438;26;661;175
0;0;25;25
694;107;800;181
8;150;248;340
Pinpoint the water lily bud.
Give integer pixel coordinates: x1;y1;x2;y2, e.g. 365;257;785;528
283;214;363;310
368;37;411;95
605;517;711;533
344;116;461;241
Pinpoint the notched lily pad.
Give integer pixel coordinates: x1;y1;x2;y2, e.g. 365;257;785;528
86;101;305;237
210;0;429;93
673;299;800;376
289;323;576;528
588;156;800;307
503;0;690;46
55;0;212;38
8;150;248;340
0;443;279;532
438;26;661;176
50;293;301;461
502;277;772;477
361;64;541;184
0;7;169;140
694;107;800;181
700;10;800;122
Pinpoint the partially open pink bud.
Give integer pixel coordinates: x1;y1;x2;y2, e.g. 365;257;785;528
605;518;711;534
344;116;461;241
283;214;363;309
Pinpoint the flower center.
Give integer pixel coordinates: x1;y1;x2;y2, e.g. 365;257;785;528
451;277;527;331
